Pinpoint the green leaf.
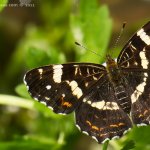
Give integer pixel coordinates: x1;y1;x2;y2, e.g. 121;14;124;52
129;126;150;150
33;100;64;119
121;140;135;150
25;46;51;68
4;25;66;87
0;0;8;12
0;136;63;150
115;126;150;150
0;94;34;110
22;26;67;68
102;140;109;150
70;0;112;63
15;84;31;99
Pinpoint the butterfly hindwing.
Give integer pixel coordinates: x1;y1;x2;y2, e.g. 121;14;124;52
75;75;132;143
24;63;106;114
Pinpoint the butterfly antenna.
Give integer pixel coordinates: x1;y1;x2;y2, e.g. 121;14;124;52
113;22;127;50
75;42;104;58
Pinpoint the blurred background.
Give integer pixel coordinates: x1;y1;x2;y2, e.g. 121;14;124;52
0;0;150;150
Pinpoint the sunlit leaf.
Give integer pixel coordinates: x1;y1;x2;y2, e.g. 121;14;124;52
0;0;8;12
70;0;112;63
121;140;135;150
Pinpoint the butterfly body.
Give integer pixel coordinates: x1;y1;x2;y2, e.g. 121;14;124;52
106;55;121;84
24;21;150;143
105;55;131;113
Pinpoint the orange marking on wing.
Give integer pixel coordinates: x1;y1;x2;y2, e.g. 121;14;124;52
61;96;72;107
100;133;107;137
99;127;104;131
86;120;92;126
92;126;99;130
62;101;72;107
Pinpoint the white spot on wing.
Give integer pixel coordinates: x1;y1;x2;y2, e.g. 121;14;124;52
102;138;110;144
139;50;149;69
62;94;65;97
123;128;131;135
91;100;105;108
40;101;47;105
104;102;119;110
134;62;138;66
87;100;119;110
38;69;43;75
34;97;39;101
82;131;89;135
92;136;98;142
45;97;50;100
87;101;92;105
93;76;98;80
69;80;83;98
131;72;148;103
58;112;66;115
137;28;150;45
112;136;119;140
83;98;87;102
48;106;54;110
137;123;147;127
76;124;81;131
53;65;63;83
23;74;27;85
75;67;78;75
70;80;78;90
85;82;89;87
46;85;51;90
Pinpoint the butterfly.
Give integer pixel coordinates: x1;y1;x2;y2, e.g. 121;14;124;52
24;21;150;143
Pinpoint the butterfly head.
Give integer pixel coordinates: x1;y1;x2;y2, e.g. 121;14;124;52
106;54;116;67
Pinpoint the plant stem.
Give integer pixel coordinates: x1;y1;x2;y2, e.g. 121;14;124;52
102;140;109;150
0;94;35;110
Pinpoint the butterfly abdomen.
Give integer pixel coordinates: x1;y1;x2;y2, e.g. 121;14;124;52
114;85;131;113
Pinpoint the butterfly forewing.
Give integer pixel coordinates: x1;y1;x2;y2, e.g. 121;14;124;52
24;63;106;114
117;21;150;68
117;21;150;125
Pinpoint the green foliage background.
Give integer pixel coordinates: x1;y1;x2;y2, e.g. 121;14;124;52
0;0;150;150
